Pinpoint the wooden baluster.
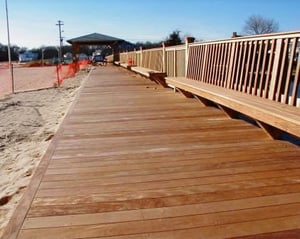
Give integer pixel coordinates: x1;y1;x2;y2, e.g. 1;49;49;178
238;41;248;92
249;40;259;95
275;38;289;102
283;37;297;104
251;41;264;95
291;41;300;106
268;39;282;100
244;41;253;93
263;40;276;99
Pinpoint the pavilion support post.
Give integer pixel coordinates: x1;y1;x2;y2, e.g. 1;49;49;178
72;43;80;72
112;44;120;62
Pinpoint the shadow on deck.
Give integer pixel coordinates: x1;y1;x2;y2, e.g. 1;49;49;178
3;66;300;239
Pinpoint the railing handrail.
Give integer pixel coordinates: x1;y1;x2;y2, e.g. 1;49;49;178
191;30;300;46
138;47;163;53
165;44;186;51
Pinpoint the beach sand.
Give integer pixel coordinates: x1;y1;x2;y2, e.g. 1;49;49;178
0;68;90;237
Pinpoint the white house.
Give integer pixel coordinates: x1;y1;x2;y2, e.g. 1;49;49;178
19;51;39;62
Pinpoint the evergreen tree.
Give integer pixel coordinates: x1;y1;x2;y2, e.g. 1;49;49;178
166;30;182;46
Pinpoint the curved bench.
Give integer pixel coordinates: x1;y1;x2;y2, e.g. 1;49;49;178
165;77;300;139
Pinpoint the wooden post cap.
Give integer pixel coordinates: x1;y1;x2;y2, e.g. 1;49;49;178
185;37;195;43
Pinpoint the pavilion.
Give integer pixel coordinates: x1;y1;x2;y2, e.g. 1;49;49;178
67;32;125;62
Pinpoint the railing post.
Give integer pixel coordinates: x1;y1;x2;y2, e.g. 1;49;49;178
162;42;166;73
134;48;136;66
173;49;177;77
140;46;143;67
185;37;195;77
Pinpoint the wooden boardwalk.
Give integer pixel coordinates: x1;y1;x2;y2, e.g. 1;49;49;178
3;66;300;239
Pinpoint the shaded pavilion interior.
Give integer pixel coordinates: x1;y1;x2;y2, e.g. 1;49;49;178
67;32;125;62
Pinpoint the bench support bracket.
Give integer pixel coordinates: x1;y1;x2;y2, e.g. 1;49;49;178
217;105;240;119
256;121;282;140
177;88;194;98
149;73;168;87
194;95;215;107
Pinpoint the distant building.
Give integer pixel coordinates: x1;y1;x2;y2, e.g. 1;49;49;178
19;51;39;62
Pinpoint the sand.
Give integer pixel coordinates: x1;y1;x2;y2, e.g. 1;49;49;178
0;68;90;237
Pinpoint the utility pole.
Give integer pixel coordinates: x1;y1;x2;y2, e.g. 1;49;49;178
5;0;14;93
56;20;64;63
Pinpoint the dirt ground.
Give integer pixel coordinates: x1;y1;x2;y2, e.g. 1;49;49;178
0;67;90;237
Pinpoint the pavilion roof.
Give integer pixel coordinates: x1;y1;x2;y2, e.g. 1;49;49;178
67;33;124;45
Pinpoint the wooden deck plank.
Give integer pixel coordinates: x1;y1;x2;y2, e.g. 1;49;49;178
25;183;300;219
22;192;300;229
3;66;300;239
17;209;300;239
37;167;300;191
30;175;300;203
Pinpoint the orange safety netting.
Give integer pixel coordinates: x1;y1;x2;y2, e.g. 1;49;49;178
55;60;90;86
0;60;91;96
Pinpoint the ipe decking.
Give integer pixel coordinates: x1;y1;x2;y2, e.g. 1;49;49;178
3;66;300;239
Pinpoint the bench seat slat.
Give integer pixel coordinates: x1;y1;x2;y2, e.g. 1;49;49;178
120;63;130;69
131;66;161;77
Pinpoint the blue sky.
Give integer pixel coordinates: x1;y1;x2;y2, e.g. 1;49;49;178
1;0;300;48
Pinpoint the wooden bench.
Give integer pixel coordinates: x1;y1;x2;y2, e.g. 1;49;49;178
165;77;300;139
130;66;167;87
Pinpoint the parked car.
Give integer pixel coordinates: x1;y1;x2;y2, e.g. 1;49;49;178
92;55;107;66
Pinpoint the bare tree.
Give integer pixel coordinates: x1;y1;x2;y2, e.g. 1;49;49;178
243;15;279;35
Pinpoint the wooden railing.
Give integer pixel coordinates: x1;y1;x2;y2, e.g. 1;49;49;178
118;31;300;107
188;32;300;106
165;45;186;77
